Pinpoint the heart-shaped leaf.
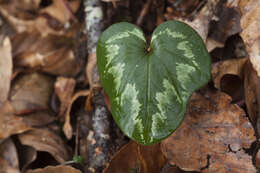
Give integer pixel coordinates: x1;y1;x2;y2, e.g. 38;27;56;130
97;21;211;145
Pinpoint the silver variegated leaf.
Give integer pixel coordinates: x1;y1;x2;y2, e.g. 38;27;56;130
97;21;211;145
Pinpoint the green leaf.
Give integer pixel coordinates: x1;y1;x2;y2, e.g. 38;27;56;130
97;21;211;145
72;155;84;165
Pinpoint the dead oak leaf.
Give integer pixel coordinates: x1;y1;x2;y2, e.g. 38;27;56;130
255;149;260;168
0;37;12;107
40;0;80;24
63;90;90;139
244;61;260;131
165;0;220;43
239;0;260;77
18;128;70;163
161;90;256;172
11;32;80;76
0;138;19;171
54;77;76;117
211;57;248;89
103;141;166;173
205;151;256;173
27;165;81;173
9;72;54;114
0;102;31;140
0;158;20;173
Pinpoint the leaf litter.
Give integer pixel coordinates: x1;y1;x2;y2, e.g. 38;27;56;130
0;0;259;172
161;90;256;172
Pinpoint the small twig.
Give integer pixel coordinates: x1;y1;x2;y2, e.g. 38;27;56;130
136;0;152;26
60;0;78;22
74;116;80;156
112;0;117;8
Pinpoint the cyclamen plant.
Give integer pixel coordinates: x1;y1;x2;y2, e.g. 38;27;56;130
97;21;211;145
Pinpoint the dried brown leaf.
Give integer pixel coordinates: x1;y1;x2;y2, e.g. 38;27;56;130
0;138;19;171
12;32;80;76
211;57;248;89
244;61;260;129
22;111;56;128
103;141;166;173
18;128;70;163
0;102;31;140
160;165;190;173
41;0;80;25
55;77;76;116
239;0;260;77
0;158;20;173
207;4;241;50
0;37;12;107
0;0;79;36
0;1;38;34
255;149;260;168
161;90;256;172
20;145;37;172
40;0;80;24
10;73;54;114
63;90;90;139
27;165;81;173
204;151;255;172
86;53;100;89
166;0;220;43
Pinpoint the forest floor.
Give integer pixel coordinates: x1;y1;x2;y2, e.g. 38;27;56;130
0;0;259;173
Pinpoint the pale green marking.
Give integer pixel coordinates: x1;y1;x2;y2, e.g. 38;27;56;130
151;79;181;138
177;41;194;58
107;63;125;93
106;28;145;44
128;28;146;42
151;28;186;43
106;32;130;44
120;84;144;142
105;44;119;68
151;113;166;139
176;63;196;99
177;41;199;68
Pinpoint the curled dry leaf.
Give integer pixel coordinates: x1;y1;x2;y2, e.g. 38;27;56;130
0;102;31;140
160;165;190;173
211;57;245;102
244;61;260;130
10;72;54;114
40;0;80;24
63;90;90;139
0;138;19;172
0;0;79;36
161;90;256;172
207;3;241;51
86;53;101;89
205;151;255;172
0;158;20;173
27;165;81;173
239;0;260;77
20;145;37;172
22;111;56;128
0;1;40;34
255;149;260;168
18;128;70;163
54;77;76;116
0;37;12;107
211;57;248;89
12;32;80;76
166;0;220;43
103;141;166;173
